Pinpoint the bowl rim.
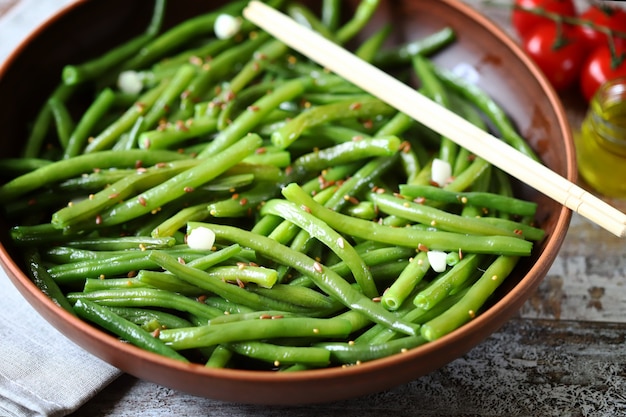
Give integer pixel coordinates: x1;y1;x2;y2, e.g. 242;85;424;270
0;0;575;402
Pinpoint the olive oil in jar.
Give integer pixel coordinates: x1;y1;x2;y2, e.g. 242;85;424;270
575;78;626;198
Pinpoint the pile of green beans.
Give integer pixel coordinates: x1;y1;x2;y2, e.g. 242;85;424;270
0;0;546;370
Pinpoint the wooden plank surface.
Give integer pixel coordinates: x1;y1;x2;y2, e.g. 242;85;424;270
1;1;625;416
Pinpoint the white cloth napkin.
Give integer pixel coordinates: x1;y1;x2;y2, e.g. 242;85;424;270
0;271;122;417
0;1;122;416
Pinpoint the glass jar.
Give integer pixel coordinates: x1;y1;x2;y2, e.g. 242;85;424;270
575;77;626;198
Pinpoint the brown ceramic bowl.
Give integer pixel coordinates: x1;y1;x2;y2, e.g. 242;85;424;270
0;0;574;405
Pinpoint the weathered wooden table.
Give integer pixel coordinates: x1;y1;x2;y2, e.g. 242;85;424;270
3;1;625;416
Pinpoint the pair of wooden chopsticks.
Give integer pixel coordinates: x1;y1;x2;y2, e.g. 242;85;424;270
243;1;626;238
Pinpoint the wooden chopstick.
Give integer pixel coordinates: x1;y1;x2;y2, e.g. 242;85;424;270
243;1;626;238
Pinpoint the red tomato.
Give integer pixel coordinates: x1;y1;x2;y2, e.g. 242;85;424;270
522;23;587;90
577;4;626;51
512;0;577;39
580;43;626;102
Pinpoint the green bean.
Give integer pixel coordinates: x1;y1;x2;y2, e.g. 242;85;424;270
321;0;341;31
151;203;210;237
142;64;198;128
83;277;150;293
380;251;430;311
189;222;419;336
207;310;299;326
51;159;200;229
336;0;379;44
150;37;233;75
84;81;169;153
288;3;335;40
413;254;483;310
213;36;289;107
224;161;284;183
360;287;470;345
248;284;337;310
56;168;135;192
95;133;261;227
73;299;189;362
322;155;399;212
368;192;520;237
356;24;392;62
63;236;176;251
413;54;457;166
428;61;539;160
135;270;206;296
10;223;81;245
197;78;310;157
42;246;107;263
64;88;117;158
205;345;233;368
346;201;377;219
281;183;533;256
23;249;75;314
203;297;255;315
23;83;75;158
271;97;395;149
148;251;318;314
48;97;74;150
227;341;331;367
158;316;352;350
444;156;491;193
476;217;545;241
47;249;206;285
372;26;456;67
0;158;52;176
250;213;284;236
289;246;413;288
420;256;519;341
398;184;538;217
316;335;427;365
206;173;256;191
67;288;222;321
217;80;282;130
243;148;291;168
374;111;415;137
261;199;378;298
288;137;401;180
121;1;248;70
62;0;166;85
206;181;279;218
105;306;193;330
43;245;199;263
211;265;279;288
449;95;485;176
182;33;274;115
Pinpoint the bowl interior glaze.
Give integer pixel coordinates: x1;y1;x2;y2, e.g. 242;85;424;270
0;0;574;405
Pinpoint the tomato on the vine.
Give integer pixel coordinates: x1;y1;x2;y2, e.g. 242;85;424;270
522;23;587;90
577;4;626;51
512;0;577;39
580;42;626;102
